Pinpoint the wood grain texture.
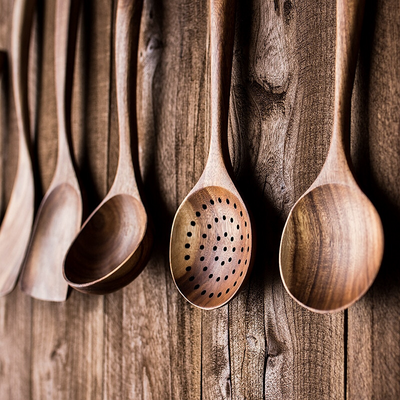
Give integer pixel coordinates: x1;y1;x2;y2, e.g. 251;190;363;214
348;0;400;398
0;0;399;399
29;0;111;398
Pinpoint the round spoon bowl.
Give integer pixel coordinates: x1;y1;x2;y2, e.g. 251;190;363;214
170;186;252;309
63;193;149;294
280;183;384;313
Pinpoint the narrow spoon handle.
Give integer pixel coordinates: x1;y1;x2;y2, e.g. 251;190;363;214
206;0;236;173
321;0;365;180
112;0;143;195
11;0;36;148
54;0;80;174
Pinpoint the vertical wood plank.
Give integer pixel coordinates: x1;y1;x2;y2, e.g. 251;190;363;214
348;0;400;398
135;0;206;398
229;1;345;399
29;0;113;398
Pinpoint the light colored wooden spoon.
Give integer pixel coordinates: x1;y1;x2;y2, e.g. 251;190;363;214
0;0;35;297
19;0;82;301
169;0;253;310
279;0;384;313
63;0;152;295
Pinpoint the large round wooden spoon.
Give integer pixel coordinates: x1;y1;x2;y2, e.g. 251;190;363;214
19;0;82;301
279;0;384;313
169;0;253;310
63;0;151;295
0;0;35;297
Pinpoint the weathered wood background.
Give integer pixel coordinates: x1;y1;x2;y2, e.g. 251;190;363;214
0;0;399;398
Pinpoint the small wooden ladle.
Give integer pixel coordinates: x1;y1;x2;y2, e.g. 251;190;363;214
279;0;384;313
0;0;35;297
169;0;253;310
63;0;151;295
19;0;82;301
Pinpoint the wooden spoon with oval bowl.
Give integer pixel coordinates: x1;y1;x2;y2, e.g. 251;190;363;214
169;0;253;310
279;0;384;313
19;0;82;301
0;0;36;297
63;0;152;294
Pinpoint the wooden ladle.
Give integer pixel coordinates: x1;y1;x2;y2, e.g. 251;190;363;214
279;0;384;313
169;0;253;310
19;0;82;301
0;0;35;297
63;0;151;295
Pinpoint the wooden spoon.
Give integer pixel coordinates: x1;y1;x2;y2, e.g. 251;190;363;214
63;0;152;295
279;0;384;313
19;0;82;301
0;0;35;297
169;0;253;310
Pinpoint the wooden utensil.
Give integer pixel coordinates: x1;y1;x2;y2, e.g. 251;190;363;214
279;0;384;313
19;0;82;301
63;0;151;294
169;0;253;310
0;0;35;297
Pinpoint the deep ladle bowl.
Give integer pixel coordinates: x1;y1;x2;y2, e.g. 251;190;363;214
63;195;149;293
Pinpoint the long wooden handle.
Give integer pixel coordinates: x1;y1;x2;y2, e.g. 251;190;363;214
332;0;365;153
318;0;365;183
114;0;143;189
335;0;365;118
54;0;80;160
208;0;236;169
11;0;36;146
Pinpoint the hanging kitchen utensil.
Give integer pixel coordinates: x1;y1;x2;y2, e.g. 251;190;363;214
19;0;82;301
169;0;253;310
279;0;384;313
63;0;152;294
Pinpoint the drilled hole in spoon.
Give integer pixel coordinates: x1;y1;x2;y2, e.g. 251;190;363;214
170;187;252;309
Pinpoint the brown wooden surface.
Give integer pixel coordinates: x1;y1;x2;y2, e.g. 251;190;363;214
0;0;399;399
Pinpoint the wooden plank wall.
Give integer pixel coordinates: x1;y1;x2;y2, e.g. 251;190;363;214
0;0;399;398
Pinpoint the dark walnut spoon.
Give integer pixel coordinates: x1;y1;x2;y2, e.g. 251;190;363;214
279;0;384;313
63;0;151;294
170;0;253;310
20;0;82;301
0;0;35;296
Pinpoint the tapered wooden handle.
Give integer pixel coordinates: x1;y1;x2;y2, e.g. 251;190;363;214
114;0;143;190
334;0;365;135
54;0;80;150
11;0;36;144
316;0;365;185
208;0;236;168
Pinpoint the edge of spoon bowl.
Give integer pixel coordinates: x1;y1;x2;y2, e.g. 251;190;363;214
170;185;254;310
63;193;151;294
279;183;384;313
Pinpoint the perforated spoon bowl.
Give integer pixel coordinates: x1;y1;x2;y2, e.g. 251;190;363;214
169;0;253;310
63;0;151;295
279;0;384;313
